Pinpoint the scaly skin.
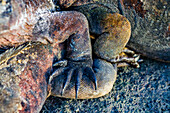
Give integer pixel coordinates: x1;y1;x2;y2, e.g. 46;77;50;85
0;0;132;112
0;43;53;113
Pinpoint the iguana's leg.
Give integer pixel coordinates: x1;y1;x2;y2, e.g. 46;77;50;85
47;11;118;99
48;11;92;60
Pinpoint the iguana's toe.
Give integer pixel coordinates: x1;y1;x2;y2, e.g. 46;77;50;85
84;67;97;90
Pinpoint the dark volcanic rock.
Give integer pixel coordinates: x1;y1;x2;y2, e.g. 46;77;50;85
121;0;170;62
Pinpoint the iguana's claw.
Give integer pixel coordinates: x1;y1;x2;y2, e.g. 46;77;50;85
53;60;68;67
84;67;97;90
105;48;143;68
61;68;74;96
75;68;83;99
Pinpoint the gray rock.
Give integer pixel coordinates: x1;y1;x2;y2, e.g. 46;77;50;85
122;0;170;62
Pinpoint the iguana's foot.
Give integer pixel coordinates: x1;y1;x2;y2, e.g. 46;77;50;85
49;59;97;99
50;59;117;99
108;48;143;68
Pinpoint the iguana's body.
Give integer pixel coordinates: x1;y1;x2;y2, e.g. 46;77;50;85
0;0;130;112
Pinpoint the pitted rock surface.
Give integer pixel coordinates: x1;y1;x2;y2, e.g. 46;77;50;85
42;59;170;113
120;0;170;62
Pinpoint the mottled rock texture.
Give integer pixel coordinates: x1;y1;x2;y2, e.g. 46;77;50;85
121;0;170;62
